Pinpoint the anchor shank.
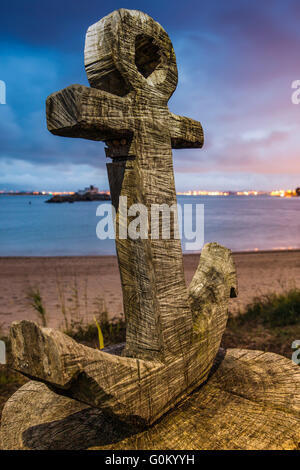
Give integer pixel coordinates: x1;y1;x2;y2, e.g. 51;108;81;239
106;105;193;362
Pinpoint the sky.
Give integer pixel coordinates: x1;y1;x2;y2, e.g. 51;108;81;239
1;0;300;192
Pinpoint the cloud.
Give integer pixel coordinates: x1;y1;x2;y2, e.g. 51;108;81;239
0;41;107;171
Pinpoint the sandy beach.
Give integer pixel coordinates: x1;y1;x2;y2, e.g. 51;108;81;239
0;250;300;333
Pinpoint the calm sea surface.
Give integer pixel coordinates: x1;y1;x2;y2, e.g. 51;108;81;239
0;195;299;256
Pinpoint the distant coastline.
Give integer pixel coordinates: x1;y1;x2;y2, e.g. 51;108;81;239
1;187;299;199
45;193;111;203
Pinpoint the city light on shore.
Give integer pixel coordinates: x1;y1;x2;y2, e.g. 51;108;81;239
270;189;300;198
177;188;300;197
177;190;230;196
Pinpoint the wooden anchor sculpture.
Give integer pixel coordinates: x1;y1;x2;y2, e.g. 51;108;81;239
2;9;300;451
7;9;237;426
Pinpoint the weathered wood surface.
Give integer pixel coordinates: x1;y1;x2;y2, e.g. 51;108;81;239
9;242;236;426
2;349;300;450
46;85;203;148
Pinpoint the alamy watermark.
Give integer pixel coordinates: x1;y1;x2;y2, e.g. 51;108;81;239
292;340;300;365
0;340;6;364
0;80;6;104
291;80;300;105
96;196;204;251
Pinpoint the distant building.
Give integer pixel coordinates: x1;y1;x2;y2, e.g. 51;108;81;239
77;185;99;195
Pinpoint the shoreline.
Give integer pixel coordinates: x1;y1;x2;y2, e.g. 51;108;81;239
0;249;300;333
1;247;300;259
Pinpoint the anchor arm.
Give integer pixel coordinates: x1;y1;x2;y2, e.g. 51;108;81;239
188;243;238;375
9;320;162;425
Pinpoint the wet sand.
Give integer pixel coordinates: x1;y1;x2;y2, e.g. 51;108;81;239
0;250;300;332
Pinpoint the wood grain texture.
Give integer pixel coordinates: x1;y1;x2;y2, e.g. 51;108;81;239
2;349;300;450
46;85;203;148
